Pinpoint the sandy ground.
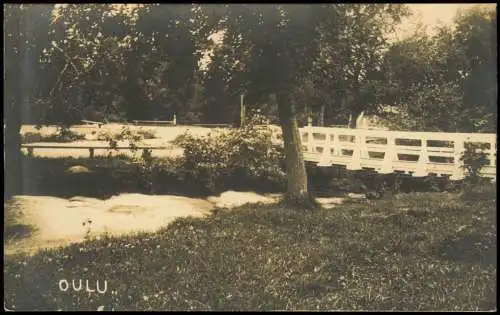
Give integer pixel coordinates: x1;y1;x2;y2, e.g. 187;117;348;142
5;191;346;256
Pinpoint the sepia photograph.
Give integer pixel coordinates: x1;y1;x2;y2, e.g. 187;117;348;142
3;3;497;311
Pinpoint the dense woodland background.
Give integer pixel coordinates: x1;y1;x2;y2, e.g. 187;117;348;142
4;4;497;130
4;4;497;203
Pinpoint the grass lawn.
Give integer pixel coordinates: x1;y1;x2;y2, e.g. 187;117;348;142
4;184;496;311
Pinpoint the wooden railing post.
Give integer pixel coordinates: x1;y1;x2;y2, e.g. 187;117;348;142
324;131;333;160
334;134;341;157
359;131;366;167
318;130;331;166
489;139;496;167
329;133;336;158
451;136;465;181
348;133;362;170
306;127;312;154
415;137;428;177
380;135;395;174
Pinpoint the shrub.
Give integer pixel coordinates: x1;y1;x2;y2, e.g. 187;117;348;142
132;156;210;195
136;128;157;139
51;126;86;142
98;126;143;154
460;142;491;188
172;111;286;193
22;127;85;143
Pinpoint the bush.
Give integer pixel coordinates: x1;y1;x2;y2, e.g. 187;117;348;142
97;126;143;141
172;111;286;193
97;126;144;154
136;128;157;139
460;142;490;186
22;127;85;143
54;127;86;142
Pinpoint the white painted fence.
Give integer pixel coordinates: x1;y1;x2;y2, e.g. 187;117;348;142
264;125;496;180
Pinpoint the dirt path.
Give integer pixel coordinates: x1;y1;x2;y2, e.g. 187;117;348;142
5;194;213;257
4;192;346;257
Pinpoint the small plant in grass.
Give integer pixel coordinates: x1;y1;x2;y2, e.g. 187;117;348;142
82;218;93;241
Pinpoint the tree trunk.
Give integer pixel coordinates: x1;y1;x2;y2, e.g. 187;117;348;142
276;92;316;209
348;112;355;128
124;52;144;121
319;105;325;127
4;98;23;201
4;99;23;201
348;108;363;129
240;94;246;127
4;7;24;200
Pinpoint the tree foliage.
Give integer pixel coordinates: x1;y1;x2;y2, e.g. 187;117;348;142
382;5;496;133
310;4;411;127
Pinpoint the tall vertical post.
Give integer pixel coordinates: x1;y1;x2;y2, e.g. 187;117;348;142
240;94;245;127
319;105;325;127
451;136;465;180
173;113;177;125
347;133;362;170
415;137;428;177
380;135;395;174
307;108;312;127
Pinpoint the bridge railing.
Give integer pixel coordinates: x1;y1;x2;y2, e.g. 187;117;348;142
21;143;174;158
262;125;496;180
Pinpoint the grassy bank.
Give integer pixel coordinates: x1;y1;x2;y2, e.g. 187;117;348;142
4;183;496;311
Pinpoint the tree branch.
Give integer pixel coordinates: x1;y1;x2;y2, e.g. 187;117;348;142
52;43;82;76
49;63;69;97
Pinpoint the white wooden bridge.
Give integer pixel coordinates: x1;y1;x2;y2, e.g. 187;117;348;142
265;125;496;181
19;122;496;181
